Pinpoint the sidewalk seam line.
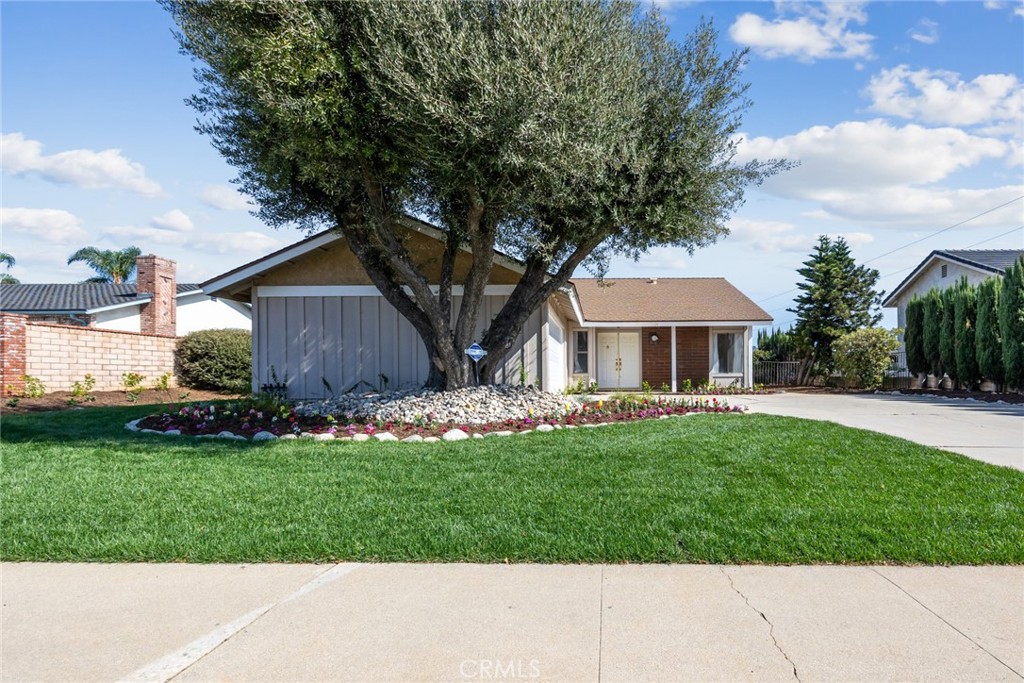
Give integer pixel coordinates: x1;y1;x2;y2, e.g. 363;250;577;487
719;567;800;682
869;568;1023;680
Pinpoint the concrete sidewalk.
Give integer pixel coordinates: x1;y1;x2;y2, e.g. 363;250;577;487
2;563;1022;682
739;391;1024;471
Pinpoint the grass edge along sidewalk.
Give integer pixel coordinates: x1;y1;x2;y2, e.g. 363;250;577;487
2;406;1022;565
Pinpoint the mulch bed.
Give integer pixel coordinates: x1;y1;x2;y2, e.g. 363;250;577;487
3;388;241;414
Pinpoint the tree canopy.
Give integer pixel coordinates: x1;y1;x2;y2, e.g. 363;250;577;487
67;246;141;284
788;235;882;377
0;252;17;284
166;0;786;388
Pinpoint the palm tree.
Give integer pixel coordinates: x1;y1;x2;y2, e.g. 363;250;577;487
67;246;141;284
0;252;18;284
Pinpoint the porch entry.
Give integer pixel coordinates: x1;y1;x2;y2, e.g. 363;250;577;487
597;331;640;389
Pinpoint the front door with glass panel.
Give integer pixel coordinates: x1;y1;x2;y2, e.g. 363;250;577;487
597;332;640;389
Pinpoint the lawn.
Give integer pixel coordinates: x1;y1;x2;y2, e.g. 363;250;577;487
2;406;1022;564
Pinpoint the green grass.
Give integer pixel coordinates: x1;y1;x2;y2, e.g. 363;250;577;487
2;406;1022;564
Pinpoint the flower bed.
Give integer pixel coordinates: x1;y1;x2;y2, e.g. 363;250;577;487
133;395;745;442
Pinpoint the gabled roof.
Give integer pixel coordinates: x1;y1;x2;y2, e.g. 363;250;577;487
0;283;202;314
572;278;772;323
882;249;1023;307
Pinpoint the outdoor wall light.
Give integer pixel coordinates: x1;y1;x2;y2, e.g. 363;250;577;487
650;333;659;343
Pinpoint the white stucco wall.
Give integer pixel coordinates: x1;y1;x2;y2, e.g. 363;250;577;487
94;306;142;332
889;258;998;331
176;294;252;336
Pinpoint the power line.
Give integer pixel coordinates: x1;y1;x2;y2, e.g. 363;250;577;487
754;195;1024;305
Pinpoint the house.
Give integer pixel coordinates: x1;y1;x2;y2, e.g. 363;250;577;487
202;216;771;397
0;255;251;336
882;249;1023;331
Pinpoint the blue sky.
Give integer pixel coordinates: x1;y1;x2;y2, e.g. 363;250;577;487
2;1;1022;329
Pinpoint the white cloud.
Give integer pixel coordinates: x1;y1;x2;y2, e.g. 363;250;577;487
188;231;282;255
908;18;939;44
865;66;1023;131
729;2;874;62
983;1;1004;9
200;184;253;211
1;133;164;198
150;209;194;233
726;218;875;253
0;207;88;243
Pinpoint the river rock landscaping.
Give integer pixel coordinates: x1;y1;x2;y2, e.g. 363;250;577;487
132;385;745;442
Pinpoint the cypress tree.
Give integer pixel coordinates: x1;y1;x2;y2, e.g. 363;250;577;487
904;296;927;376
976;276;1003;388
922;289;943;377
939;286;957;384
999;256;1024;389
953;278;980;389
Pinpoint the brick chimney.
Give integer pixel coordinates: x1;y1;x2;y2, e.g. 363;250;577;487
137;255;177;336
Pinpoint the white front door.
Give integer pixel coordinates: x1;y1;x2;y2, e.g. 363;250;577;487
597;332;641;389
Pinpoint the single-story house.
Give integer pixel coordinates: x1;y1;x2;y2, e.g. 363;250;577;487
883;249;1023;331
0;255;251;336
202;217;771;397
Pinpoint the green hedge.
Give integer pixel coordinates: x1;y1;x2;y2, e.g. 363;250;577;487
175;329;252;394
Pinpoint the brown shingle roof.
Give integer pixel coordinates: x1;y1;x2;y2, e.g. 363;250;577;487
571;278;772;323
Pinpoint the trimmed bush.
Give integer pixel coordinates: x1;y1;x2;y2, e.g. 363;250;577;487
176;329;252;393
922;289;943;377
939;286;957;383
976;276;1003;387
904;296;927;376
953;279;980;389
833;327;901;390
999;256;1024;390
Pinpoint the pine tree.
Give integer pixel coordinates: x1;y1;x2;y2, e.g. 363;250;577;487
953;279;980;389
976;276;1003;388
939;286;957;384
904;296;927;376
788;235;882;379
922;288;944;377
998;256;1024;389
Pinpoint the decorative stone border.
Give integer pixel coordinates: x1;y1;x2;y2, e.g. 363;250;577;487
124;412;706;444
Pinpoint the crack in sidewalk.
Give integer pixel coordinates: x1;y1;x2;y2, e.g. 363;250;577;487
720;567;801;682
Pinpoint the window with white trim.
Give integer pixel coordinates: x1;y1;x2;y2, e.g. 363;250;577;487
713;332;743;374
573;330;589;374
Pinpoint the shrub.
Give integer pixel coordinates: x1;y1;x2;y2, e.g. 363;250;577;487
953;279;980;389
176;329;252;393
922;289;943;376
904;296;927;376
976;277;1003;387
833;327;901;390
939;286;957;382
998;256;1024;390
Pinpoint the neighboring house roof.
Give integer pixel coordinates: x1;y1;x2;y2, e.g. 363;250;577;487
882;249;1023;307
0;283;202;314
572;278;772;323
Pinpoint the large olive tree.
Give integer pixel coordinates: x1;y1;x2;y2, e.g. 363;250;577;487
167;0;784;389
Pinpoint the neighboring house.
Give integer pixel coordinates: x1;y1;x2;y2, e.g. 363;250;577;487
203;217;771;397
0;255;251;336
883;249;1023;331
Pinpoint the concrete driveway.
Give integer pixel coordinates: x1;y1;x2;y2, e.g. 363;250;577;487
2;562;1022;682
740;391;1024;471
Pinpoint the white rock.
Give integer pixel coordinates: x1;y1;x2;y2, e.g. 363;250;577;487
442;429;469;441
300;432;316;439
313;433;335;441
279;433;298;440
486;430;514;437
140;429;161;434
517;429;533;435
125;419;142;432
423;436;440;443
582;423;600;428
163;429;182;436
564;424;577;429
352;433;371;442
216;430;237;439
374;432;399;442
472;433;484;439
252;431;278;441
336;436;352;442
553;424;563;430
402;434;424;443
536;424;555;433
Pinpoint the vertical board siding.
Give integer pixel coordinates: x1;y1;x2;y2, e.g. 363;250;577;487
256;294;545;398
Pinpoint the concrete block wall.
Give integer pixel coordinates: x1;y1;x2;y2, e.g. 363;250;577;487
21;323;177;392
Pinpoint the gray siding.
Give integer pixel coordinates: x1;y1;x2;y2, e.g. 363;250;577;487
254;294;543;398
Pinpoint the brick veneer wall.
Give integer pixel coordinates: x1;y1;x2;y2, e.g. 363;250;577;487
20;322;177;392
638;325;710;388
138;255;177;336
1;314;28;396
